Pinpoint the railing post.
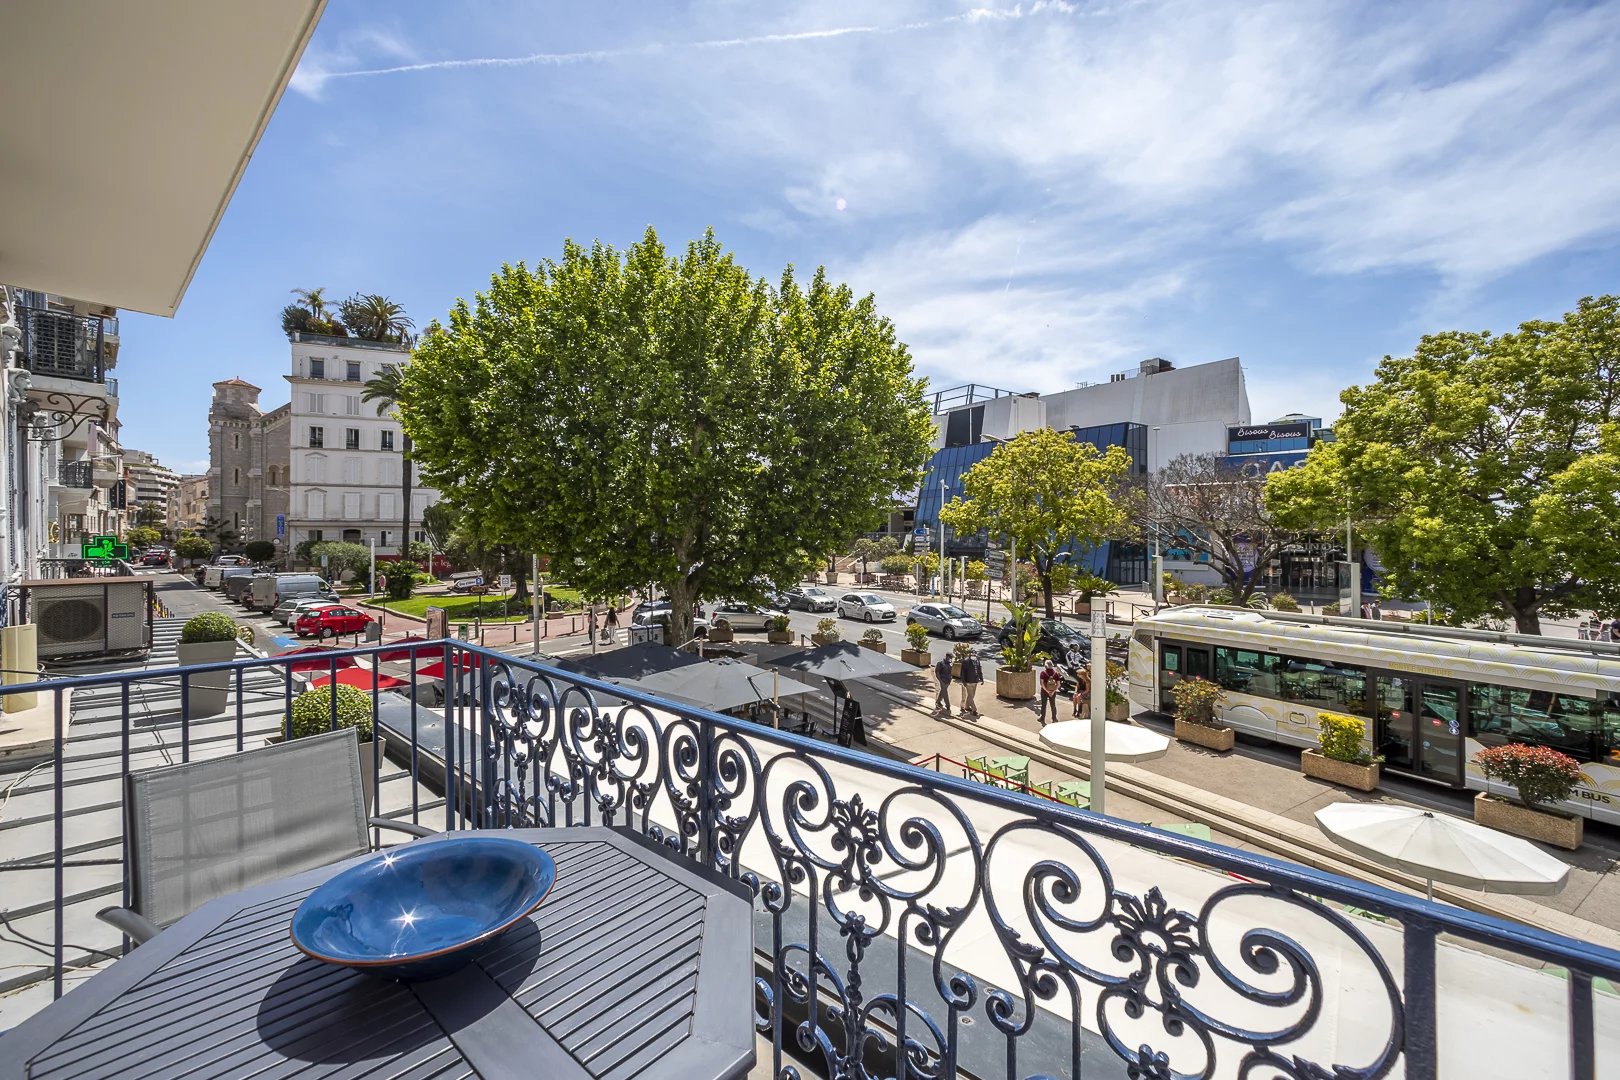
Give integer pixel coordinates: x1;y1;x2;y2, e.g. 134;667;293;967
53;689;65;999
698;716;716;869
1403;917;1438;1080
1570;970;1595;1080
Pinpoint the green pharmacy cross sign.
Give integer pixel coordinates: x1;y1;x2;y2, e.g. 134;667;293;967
81;535;130;561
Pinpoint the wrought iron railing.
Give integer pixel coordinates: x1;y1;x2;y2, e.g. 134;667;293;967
3;640;1618;1079
14;304;110;382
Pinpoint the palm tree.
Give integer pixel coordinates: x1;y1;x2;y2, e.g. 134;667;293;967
342;294;414;343
361;365;412;559
290;287;329;319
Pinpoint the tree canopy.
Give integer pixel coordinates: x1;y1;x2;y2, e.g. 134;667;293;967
125;526;162;550
1266;294;1620;633
1136;453;1287;603
937;428;1133;618
399;228;935;643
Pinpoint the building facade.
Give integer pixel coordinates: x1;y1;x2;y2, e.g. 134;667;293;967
915;356;1252;585
284;334;437;553
122;449;179;526
205;378;290;552
1;287;126;585
171;474;209;533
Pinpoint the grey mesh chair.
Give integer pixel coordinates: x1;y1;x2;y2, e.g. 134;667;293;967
98;728;433;945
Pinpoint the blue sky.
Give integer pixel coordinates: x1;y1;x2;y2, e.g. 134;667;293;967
118;0;1620;472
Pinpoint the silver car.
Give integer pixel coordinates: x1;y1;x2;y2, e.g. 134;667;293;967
276;597;338;626
784;587;837;613
907;603;982;640
707;602;787;632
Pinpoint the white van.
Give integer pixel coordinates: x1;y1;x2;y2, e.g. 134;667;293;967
249;573;336;612
204;565;255;590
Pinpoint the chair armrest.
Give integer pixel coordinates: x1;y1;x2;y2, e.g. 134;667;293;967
369;817;436;839
97;906;161;945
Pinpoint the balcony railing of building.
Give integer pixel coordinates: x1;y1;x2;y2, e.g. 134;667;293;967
289;330;411;352
932;382;1024;414
58;460;94;489
14;304;114;382
4;640;1618;1079
102;377;118;398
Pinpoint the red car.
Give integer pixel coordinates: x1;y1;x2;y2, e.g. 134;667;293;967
294;605;374;639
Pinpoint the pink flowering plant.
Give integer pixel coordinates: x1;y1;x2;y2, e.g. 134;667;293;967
1473;744;1589;810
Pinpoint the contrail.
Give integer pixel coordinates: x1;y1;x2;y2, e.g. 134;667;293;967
306;4;1086;86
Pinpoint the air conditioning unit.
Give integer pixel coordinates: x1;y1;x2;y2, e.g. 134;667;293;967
23;579;151;661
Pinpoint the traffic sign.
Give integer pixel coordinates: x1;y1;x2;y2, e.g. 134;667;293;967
497;574;513;591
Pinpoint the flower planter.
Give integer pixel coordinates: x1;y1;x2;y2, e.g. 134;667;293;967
997;668;1036;700
811;633;839;647
1106;699;1129;722
824;573;841;585
708;628;735;643
1173;717;1234;751
901;648;930;667
859;640;887;653
1301;748;1379;792
175;639;239;716
767;630;794;644
1474;792;1583;850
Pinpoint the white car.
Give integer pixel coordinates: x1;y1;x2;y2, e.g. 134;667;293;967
707;602;787;632
837;592;896;622
276;597;339;626
907;603;983;640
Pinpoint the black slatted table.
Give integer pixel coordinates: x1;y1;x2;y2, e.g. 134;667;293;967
3;828;755;1080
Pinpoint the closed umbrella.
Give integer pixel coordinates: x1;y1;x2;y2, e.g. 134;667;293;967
1314;802;1569;900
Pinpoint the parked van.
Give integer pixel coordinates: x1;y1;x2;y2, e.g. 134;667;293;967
205;565;254;590
249;573;336;612
222;573;259;604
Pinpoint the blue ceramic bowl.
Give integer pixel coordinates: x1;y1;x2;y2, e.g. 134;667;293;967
290;836;555;980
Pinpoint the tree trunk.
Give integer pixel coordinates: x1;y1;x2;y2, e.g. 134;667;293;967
664;577;700;646
1039;567;1055;620
1511;600;1541;635
401;434;413;561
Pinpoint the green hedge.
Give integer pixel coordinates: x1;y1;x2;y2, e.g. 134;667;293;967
179;612;238;644
289;685;374;741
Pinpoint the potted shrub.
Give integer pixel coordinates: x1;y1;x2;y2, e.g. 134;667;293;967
1104;660;1130;721
859;628;887;653
1073;573;1117;617
766;614;793;644
709;617;734;644
995;602;1038;700
1301;711;1381;791
965;560;987;598
1472;744;1588;850
902;622;931;666
175;612;242;716
812;618;840;647
1270;592;1301;613
287;685;386;808
1170;676;1232;750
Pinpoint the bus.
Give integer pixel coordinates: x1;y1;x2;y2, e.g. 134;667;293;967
1127;606;1620;824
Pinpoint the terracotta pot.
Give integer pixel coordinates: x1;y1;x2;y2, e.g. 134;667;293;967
1301;748;1379;792
811;633;839;646
1106;699;1129;722
175;639;238;716
997;667;1036;700
767;630;793;644
901;648;930;667
859;639;887;653
824;573;841;585
1174;717;1234;751
1474;792;1582;850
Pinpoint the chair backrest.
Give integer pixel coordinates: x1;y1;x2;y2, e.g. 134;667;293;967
126;728;370;928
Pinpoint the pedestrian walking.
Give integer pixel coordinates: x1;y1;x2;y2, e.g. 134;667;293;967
1038;659;1061;726
933;654;954;717
602;603;618;643
1071;664;1091;719
959;652;983;717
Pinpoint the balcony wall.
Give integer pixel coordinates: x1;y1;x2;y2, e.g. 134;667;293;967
2;638;1618;1078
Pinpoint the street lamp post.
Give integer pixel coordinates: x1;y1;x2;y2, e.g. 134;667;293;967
938;479;947;598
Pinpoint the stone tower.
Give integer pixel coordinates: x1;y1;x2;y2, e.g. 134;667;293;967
206;377;263;547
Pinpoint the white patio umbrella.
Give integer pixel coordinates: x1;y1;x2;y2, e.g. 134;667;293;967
1314;802;1569;900
1038;720;1170;763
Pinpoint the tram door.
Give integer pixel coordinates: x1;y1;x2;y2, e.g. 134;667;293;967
1374;674;1464;785
1158;643;1212;712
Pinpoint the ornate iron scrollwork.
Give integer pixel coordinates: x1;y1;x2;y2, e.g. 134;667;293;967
476;655;1408;1080
21;388;112;443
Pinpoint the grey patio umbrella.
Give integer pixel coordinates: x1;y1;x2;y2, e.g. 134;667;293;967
766;641;917;681
634;659;820;713
555;643;704;682
1314;802;1569;900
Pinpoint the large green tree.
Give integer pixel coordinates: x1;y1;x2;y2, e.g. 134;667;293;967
938;428;1134;618
1266;295;1620;633
399;228;934;645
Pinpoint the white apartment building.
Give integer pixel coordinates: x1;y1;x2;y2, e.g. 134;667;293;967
285;334;438;552
123;449;179;522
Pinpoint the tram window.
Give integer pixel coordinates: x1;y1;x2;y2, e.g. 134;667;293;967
1279;657;1367;715
1468;685;1620;763
1213;646;1283;696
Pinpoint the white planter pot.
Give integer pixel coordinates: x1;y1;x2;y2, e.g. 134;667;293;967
175;639;239;716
